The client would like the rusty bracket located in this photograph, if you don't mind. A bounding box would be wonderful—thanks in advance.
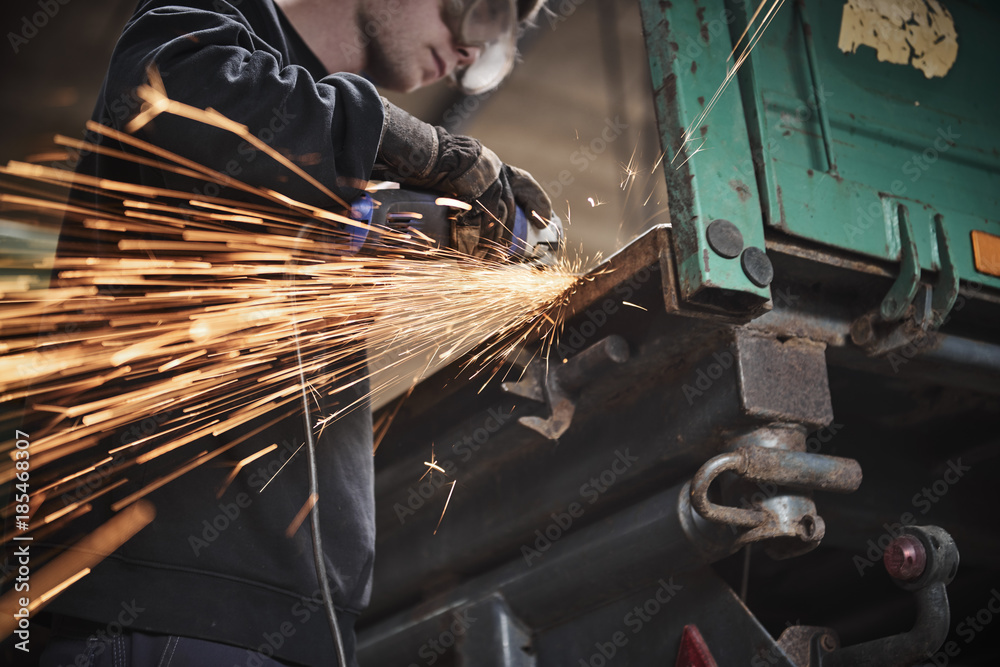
[821,525,958,667]
[760,527,958,667]
[929,214,960,328]
[502,335,629,440]
[881,203,921,322]
[851,210,960,356]
[689,446,862,552]
[775,626,840,667]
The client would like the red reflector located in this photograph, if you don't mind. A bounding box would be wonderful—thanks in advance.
[676,624,719,667]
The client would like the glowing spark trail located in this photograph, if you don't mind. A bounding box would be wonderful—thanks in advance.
[0,83,581,622]
[434,481,458,536]
[0,501,155,637]
[672,0,786,165]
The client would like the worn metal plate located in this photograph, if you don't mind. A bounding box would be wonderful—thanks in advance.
[730,0,1000,292]
[638,0,771,312]
[736,331,834,429]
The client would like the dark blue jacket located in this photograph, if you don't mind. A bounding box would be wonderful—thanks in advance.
[45,1,384,664]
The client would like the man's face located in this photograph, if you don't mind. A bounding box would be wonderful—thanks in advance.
[362,0,481,92]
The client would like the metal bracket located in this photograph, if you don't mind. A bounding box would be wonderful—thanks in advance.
[765,526,957,667]
[637,0,772,315]
[821,525,959,667]
[456,595,535,667]
[689,446,862,556]
[776,626,840,667]
[502,336,629,440]
[881,203,921,322]
[929,214,959,328]
[851,209,961,356]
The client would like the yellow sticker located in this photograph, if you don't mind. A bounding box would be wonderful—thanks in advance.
[971,230,1000,278]
[838,0,958,79]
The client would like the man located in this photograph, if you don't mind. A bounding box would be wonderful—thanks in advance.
[37,1,552,665]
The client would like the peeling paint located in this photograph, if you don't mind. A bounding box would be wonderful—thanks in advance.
[837,0,958,79]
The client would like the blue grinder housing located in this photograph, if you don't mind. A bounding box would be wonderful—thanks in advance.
[349,190,562,264]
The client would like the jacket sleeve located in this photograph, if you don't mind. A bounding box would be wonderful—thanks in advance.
[96,1,384,210]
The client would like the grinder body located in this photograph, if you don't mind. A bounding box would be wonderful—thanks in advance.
[349,189,562,264]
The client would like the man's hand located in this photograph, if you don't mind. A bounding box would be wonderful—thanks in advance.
[372,99,553,258]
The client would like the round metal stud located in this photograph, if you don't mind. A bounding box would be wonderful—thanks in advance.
[706,219,744,259]
[884,535,927,581]
[741,246,773,287]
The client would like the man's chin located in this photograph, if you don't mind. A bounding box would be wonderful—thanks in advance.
[368,67,424,93]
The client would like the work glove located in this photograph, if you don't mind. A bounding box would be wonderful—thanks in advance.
[372,99,554,259]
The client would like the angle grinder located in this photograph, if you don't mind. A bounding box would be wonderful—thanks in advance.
[348,188,563,265]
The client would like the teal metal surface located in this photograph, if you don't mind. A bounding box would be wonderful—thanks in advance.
[730,0,1000,292]
[881,203,920,321]
[930,216,960,328]
[638,0,771,316]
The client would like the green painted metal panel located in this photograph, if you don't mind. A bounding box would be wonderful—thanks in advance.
[731,0,1000,292]
[639,0,771,314]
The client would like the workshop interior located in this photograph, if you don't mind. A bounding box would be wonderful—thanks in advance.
[2,0,999,665]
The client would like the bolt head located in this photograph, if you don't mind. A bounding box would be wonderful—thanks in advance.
[884,535,926,581]
[706,219,744,259]
[741,247,774,288]
[849,316,875,346]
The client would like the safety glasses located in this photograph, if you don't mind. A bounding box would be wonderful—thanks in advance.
[444,0,519,94]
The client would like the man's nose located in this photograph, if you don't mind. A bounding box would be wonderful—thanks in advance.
[455,45,481,68]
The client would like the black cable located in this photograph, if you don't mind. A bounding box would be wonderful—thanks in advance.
[291,222,347,667]
[294,354,348,667]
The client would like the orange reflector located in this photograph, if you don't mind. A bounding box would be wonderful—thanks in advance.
[971,230,1000,278]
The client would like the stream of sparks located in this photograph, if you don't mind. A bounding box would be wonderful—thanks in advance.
[0,81,580,623]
